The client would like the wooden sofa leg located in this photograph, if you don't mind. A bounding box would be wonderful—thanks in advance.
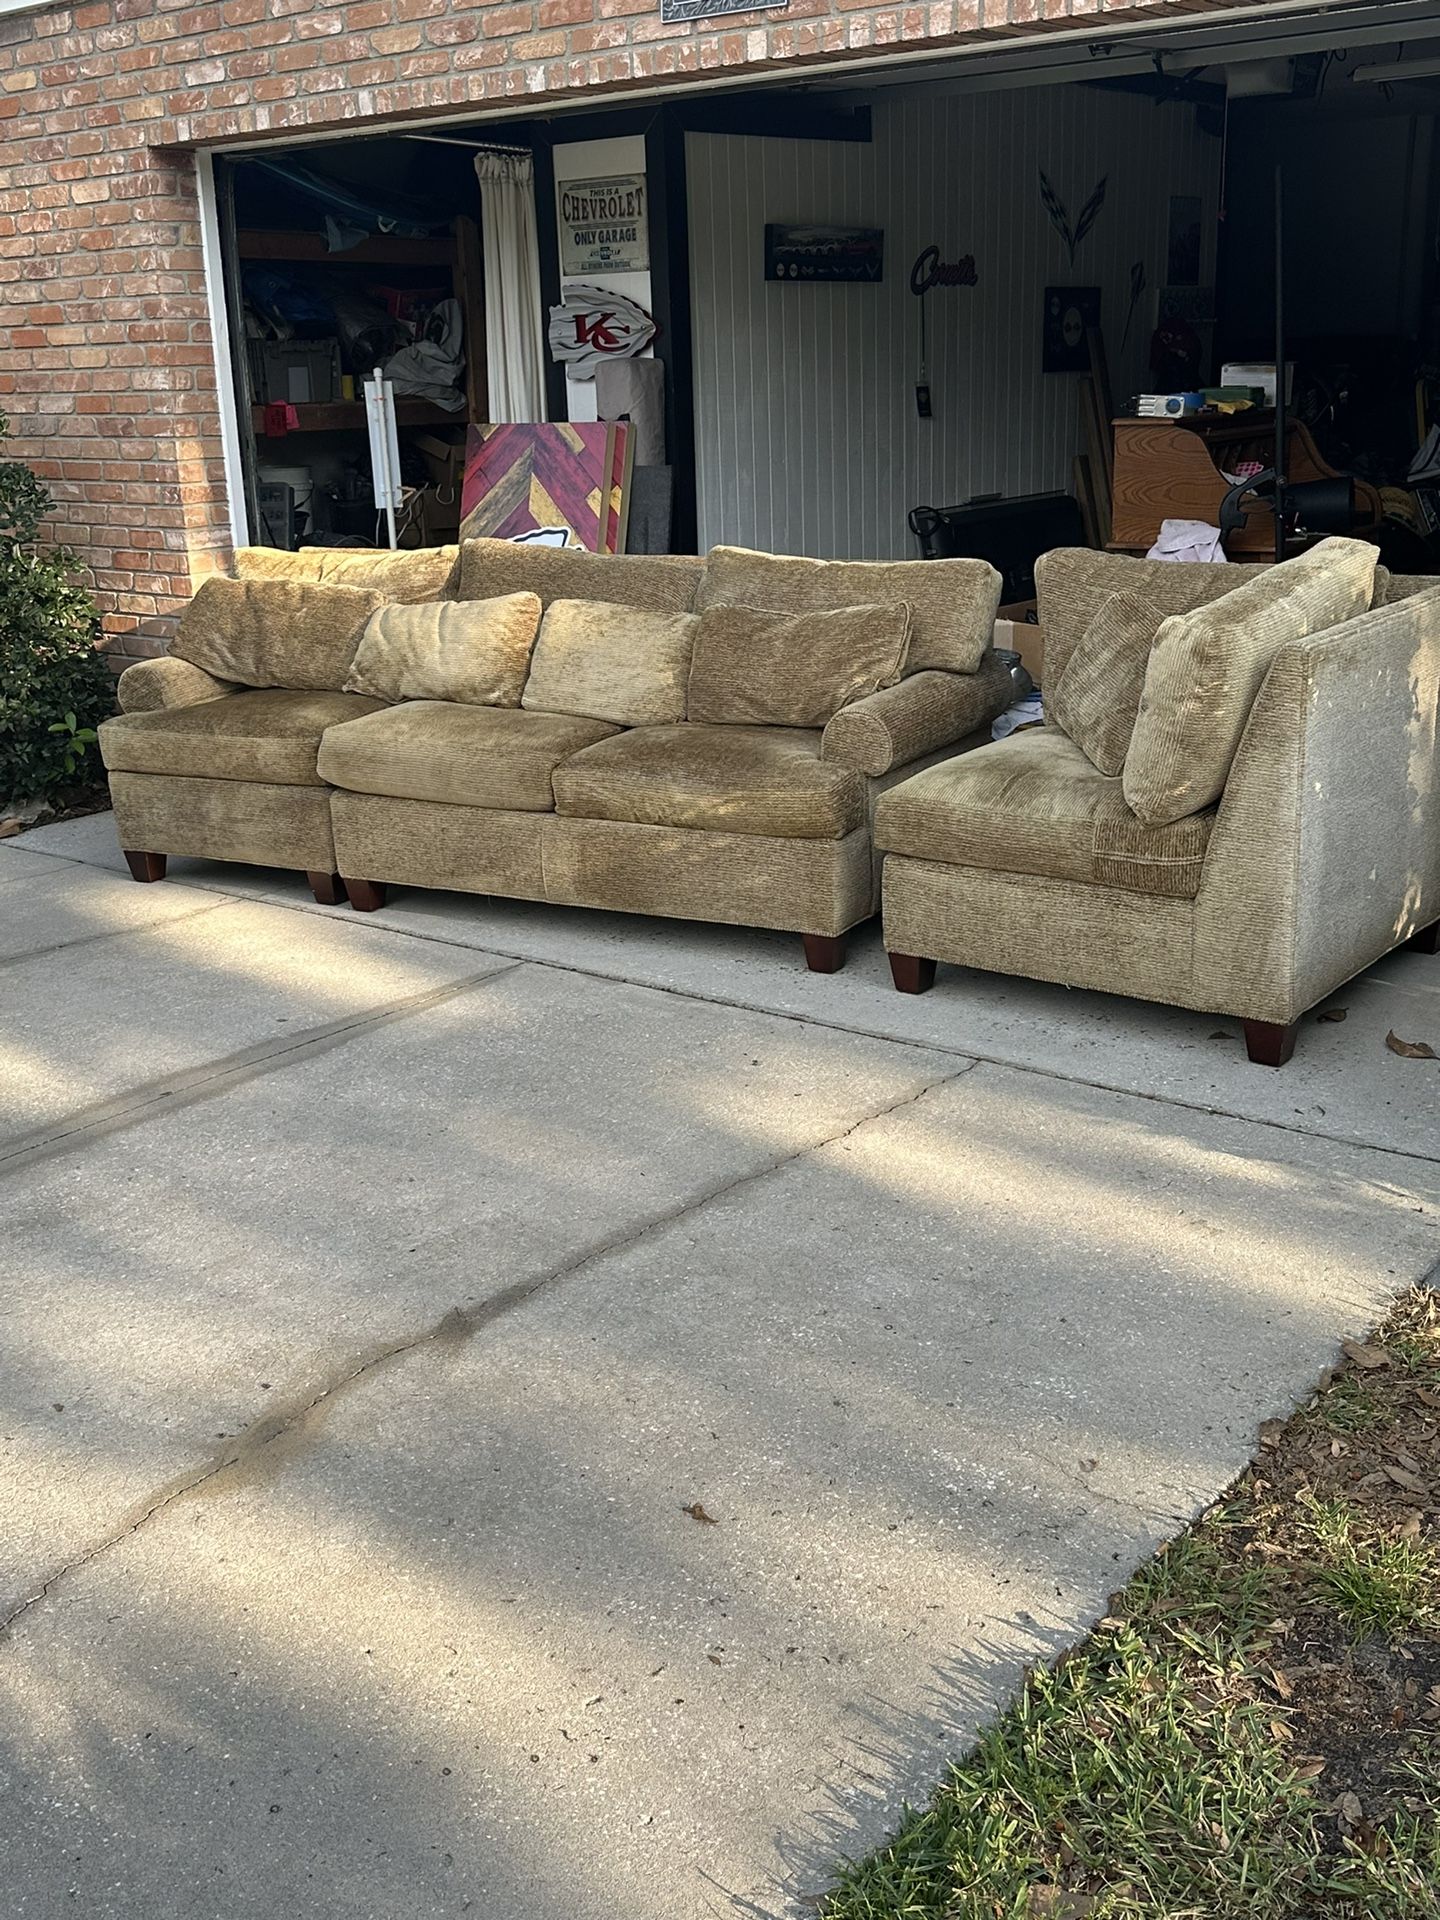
[802,932,846,973]
[889,952,937,995]
[123,851,166,884]
[344,878,387,913]
[1243,1018,1299,1068]
[306,871,346,906]
[1407,919,1440,954]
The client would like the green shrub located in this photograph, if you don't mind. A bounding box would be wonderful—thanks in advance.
[0,413,112,805]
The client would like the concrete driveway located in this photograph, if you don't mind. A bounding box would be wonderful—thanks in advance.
[3,815,1439,1919]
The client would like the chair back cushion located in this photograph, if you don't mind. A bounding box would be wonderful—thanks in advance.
[695,545,999,675]
[457,538,703,613]
[1036,549,1267,687]
[233,545,460,603]
[344,594,542,707]
[173,578,383,692]
[1047,588,1165,776]
[1123,536,1378,825]
[521,599,699,727]
[687,603,911,728]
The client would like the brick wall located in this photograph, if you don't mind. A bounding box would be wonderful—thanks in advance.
[0,0,1256,664]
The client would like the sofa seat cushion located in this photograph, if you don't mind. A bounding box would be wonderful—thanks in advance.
[100,690,385,787]
[317,702,619,811]
[553,723,866,840]
[875,728,1215,899]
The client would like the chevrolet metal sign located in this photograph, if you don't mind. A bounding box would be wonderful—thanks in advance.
[557,175,649,277]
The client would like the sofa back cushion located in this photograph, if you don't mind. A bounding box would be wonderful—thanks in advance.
[343,593,542,707]
[1046,588,1165,777]
[695,546,999,675]
[1035,550,1269,687]
[457,538,704,613]
[687,602,911,728]
[233,544,459,603]
[172,578,383,692]
[521,598,698,727]
[1123,536,1378,826]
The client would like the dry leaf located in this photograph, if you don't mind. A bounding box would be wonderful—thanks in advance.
[680,1502,718,1526]
[0,819,21,840]
[1337,1791,1364,1826]
[1386,1030,1438,1060]
[1269,1667,1295,1701]
[1342,1340,1391,1371]
[1383,1465,1427,1496]
[1292,1755,1328,1781]
[1269,1717,1293,1742]
[1259,1420,1286,1449]
[1317,1008,1348,1023]
[1416,1388,1440,1410]
[1397,1514,1424,1541]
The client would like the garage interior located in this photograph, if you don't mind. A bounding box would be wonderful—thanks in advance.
[211,0,1440,589]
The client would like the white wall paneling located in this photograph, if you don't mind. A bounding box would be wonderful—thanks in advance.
[687,88,1221,558]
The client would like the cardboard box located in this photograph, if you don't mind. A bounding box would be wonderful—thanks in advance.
[995,617,1044,687]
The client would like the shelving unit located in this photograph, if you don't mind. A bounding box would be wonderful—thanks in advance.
[249,398,462,435]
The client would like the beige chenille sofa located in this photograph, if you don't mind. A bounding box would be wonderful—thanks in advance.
[99,539,1013,971]
[877,540,1440,1063]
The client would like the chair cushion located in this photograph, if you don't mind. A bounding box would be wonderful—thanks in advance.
[1123,536,1377,826]
[1047,588,1164,776]
[686,602,910,728]
[456,538,703,613]
[1035,548,1267,687]
[317,703,618,811]
[99,690,385,787]
[553,723,866,840]
[171,578,384,692]
[233,544,460,603]
[521,599,698,727]
[875,728,1215,899]
[343,593,542,706]
[695,545,1000,675]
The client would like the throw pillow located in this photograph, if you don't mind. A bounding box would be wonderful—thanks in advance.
[686,601,912,728]
[172,577,383,693]
[520,598,699,727]
[1123,537,1377,825]
[343,593,542,706]
[1047,588,1165,776]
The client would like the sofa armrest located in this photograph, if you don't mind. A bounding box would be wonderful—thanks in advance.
[821,656,1014,776]
[116,656,237,714]
[1192,589,1440,1024]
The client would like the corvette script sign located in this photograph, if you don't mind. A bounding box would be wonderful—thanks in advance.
[547,283,657,377]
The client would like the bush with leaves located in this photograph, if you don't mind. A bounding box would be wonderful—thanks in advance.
[0,413,112,805]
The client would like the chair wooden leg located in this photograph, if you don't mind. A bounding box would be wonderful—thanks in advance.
[123,850,166,883]
[1408,919,1440,954]
[344,878,387,913]
[306,871,346,906]
[801,932,846,973]
[1243,1018,1299,1068]
[889,952,937,995]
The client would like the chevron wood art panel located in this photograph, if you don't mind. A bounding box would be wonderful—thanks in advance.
[458,422,634,552]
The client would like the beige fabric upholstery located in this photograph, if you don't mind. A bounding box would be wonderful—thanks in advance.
[821,656,1014,775]
[554,723,865,840]
[543,818,875,935]
[332,793,550,900]
[233,544,460,603]
[343,593,541,706]
[1381,571,1440,604]
[882,586,1440,1026]
[1035,549,1268,686]
[456,538,703,613]
[687,602,910,728]
[521,599,698,727]
[1124,537,1377,826]
[116,656,236,714]
[876,730,1214,899]
[695,545,1000,676]
[318,702,617,811]
[109,771,337,871]
[171,578,383,693]
[1047,589,1162,777]
[100,690,383,787]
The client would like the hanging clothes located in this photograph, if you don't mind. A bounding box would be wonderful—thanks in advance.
[475,151,546,424]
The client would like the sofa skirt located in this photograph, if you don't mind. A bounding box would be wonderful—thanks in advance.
[108,771,338,873]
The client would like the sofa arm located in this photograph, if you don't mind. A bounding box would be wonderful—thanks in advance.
[116,656,236,714]
[1192,589,1440,1024]
[821,656,1014,776]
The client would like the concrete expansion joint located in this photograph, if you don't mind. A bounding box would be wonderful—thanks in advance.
[0,896,233,975]
[0,1057,976,1648]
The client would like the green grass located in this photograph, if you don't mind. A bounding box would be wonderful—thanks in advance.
[1301,1497,1439,1640]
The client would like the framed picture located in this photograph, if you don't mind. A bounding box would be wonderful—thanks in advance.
[1042,286,1101,373]
[556,174,649,277]
[764,224,884,284]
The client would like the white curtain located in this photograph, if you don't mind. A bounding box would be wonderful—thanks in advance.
[475,151,546,423]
